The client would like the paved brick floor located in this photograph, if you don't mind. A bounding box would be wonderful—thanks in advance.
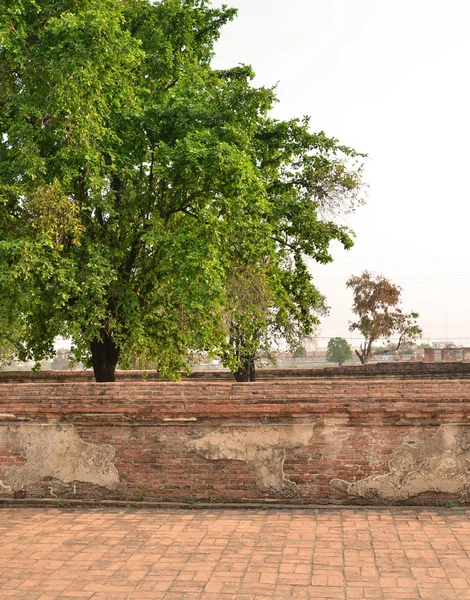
[1,507,470,599]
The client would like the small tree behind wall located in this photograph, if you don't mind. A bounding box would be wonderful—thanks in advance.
[347,271,422,364]
[326,337,353,366]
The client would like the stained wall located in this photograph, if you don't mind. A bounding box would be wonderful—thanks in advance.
[1,380,470,505]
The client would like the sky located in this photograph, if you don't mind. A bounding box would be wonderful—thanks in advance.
[211,0,470,347]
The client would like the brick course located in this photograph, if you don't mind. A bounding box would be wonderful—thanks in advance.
[1,360,470,383]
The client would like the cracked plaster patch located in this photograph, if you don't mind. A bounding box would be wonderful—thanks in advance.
[0,424,119,492]
[188,425,314,495]
[331,424,470,500]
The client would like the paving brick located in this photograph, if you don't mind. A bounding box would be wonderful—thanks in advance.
[0,508,470,598]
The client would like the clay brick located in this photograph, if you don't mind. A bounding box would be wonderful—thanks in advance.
[1,378,470,504]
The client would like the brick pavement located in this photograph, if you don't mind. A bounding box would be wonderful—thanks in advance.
[1,507,470,599]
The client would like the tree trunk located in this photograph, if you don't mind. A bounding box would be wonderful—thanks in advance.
[234,367,249,382]
[90,331,120,382]
[233,358,256,382]
[249,359,256,382]
[355,349,366,364]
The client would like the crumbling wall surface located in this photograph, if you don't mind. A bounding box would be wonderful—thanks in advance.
[2,380,470,505]
[0,424,118,495]
[331,424,470,500]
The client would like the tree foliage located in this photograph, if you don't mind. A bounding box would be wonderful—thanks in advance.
[219,259,327,381]
[326,337,352,366]
[347,271,422,364]
[0,307,23,368]
[0,0,366,381]
[215,113,365,380]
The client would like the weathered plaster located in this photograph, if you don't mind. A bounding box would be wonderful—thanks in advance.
[331,425,470,500]
[189,425,314,494]
[0,424,119,492]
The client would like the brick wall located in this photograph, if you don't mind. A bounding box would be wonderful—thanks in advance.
[1,379,470,505]
[1,360,470,383]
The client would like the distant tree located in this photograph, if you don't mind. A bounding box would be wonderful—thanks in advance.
[371,343,395,355]
[400,343,417,355]
[347,271,422,364]
[293,345,307,359]
[326,337,353,366]
[220,266,272,382]
[374,342,416,356]
[219,262,326,382]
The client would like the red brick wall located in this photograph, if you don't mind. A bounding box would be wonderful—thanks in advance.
[1,361,470,383]
[1,380,470,505]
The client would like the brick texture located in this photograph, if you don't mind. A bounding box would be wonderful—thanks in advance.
[2,507,470,599]
[1,361,470,383]
[1,379,470,505]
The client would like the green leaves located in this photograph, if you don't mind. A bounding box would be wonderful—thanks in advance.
[326,338,353,366]
[0,0,366,380]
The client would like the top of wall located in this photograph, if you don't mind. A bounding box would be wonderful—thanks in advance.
[0,361,469,383]
[1,378,470,426]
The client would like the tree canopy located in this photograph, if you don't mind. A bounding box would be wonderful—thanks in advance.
[0,0,366,380]
[326,337,353,366]
[347,271,422,364]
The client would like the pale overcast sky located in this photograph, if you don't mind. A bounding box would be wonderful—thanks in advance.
[211,0,470,347]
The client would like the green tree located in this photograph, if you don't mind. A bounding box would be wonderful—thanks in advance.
[1,0,365,381]
[216,116,365,381]
[293,345,307,359]
[372,342,416,356]
[0,0,261,380]
[347,271,422,364]
[326,337,353,366]
[371,343,394,355]
[219,260,327,381]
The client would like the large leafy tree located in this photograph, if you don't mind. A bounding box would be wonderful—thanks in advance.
[0,0,263,380]
[1,0,365,381]
[347,271,422,364]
